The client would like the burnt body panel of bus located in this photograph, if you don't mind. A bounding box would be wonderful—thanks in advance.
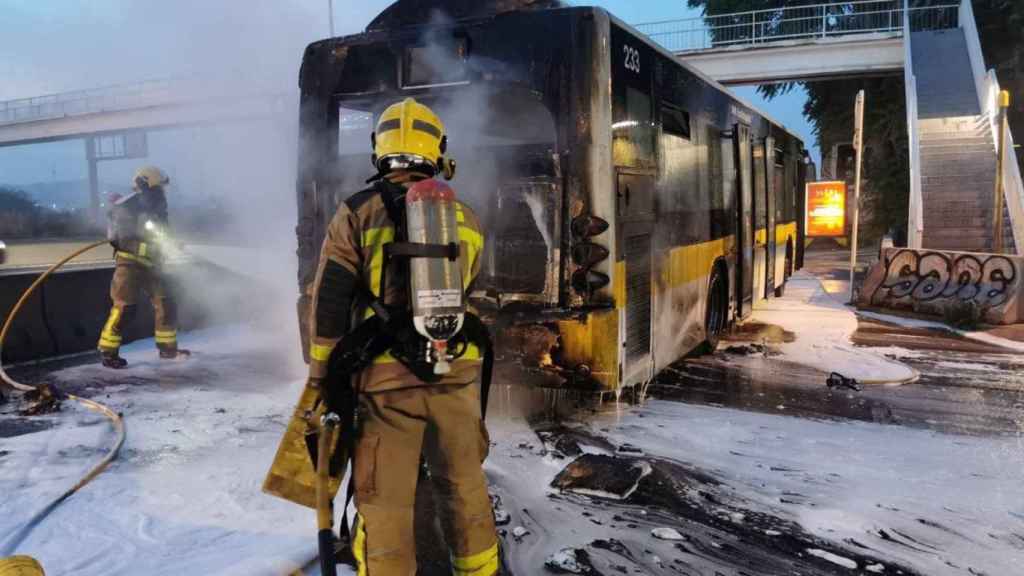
[294,6,807,391]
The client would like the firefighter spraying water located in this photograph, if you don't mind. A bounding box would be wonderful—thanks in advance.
[98,166,191,369]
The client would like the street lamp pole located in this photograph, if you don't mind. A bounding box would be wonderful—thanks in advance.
[328,0,335,37]
[849,90,865,303]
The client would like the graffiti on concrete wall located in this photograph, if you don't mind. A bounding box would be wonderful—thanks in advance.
[862,249,1022,324]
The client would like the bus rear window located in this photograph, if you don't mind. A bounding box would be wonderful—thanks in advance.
[403,40,468,87]
[338,106,373,156]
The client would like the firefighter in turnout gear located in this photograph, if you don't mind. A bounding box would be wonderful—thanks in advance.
[267,98,498,575]
[97,166,189,369]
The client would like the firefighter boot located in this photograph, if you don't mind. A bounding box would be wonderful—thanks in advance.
[101,351,128,370]
[159,348,191,360]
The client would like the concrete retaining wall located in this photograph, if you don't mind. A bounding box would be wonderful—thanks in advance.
[858,247,1024,325]
[0,259,277,365]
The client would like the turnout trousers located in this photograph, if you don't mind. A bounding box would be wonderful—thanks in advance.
[97,257,179,354]
[351,382,498,576]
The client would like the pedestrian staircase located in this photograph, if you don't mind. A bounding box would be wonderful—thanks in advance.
[905,2,1022,253]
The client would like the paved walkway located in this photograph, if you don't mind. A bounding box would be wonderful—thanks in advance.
[747,270,918,384]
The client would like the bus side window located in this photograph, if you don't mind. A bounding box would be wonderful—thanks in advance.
[774,148,786,222]
[785,146,798,223]
[613,85,656,168]
[611,26,655,170]
[753,142,767,235]
[711,126,736,239]
[662,103,690,140]
[659,101,701,241]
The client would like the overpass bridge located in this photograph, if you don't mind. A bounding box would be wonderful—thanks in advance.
[0,0,1020,255]
[0,79,291,224]
[635,0,955,85]
[636,0,1024,254]
[0,79,290,147]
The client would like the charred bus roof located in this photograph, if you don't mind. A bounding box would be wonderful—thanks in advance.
[299,4,592,104]
[298,2,802,148]
[366,0,568,31]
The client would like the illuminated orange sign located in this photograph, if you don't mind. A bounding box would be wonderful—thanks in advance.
[805,181,847,238]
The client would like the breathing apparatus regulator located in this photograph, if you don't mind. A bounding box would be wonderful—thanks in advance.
[371,98,466,375]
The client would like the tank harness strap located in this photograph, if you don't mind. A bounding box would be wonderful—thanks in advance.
[459,313,495,420]
[384,241,460,261]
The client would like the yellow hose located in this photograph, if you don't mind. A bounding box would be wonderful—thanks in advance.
[0,241,126,555]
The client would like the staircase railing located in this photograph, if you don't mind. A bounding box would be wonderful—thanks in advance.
[635,0,958,53]
[983,71,1024,253]
[959,0,1023,253]
[904,0,924,248]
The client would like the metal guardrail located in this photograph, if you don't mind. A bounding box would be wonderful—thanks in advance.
[984,71,1024,254]
[904,1,924,248]
[0,78,190,127]
[635,0,959,53]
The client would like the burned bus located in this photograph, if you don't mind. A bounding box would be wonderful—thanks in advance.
[294,1,808,392]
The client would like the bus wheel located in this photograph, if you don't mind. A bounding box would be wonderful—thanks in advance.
[774,241,793,298]
[703,266,727,354]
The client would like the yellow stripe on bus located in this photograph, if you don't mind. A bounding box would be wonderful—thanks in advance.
[754,228,767,246]
[775,221,797,246]
[661,236,734,292]
[614,260,626,309]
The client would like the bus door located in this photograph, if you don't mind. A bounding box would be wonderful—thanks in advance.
[764,136,777,297]
[734,124,754,319]
[617,171,655,387]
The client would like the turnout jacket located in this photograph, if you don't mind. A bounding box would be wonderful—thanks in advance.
[308,179,485,393]
[108,189,169,266]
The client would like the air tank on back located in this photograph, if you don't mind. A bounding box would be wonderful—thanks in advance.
[405,179,465,374]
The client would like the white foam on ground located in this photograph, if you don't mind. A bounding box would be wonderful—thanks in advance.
[4,326,1021,575]
[806,548,858,569]
[651,527,685,541]
[0,327,353,576]
[749,273,918,384]
[577,399,1024,576]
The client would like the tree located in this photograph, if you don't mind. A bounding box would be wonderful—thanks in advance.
[0,186,41,238]
[971,0,1024,169]
[685,0,1024,240]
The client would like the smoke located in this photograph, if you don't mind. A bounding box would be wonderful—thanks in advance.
[1,1,394,373]
[3,1,558,373]
[0,1,393,100]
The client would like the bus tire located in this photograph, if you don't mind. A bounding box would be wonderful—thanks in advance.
[703,265,727,354]
[774,240,793,298]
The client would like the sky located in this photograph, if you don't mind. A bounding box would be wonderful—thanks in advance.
[0,0,818,187]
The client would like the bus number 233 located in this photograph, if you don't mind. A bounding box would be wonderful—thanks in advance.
[623,45,641,73]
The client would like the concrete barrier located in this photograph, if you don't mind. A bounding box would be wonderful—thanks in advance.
[858,247,1023,325]
[0,258,277,365]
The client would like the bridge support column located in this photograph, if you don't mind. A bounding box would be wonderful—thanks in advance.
[85,136,99,227]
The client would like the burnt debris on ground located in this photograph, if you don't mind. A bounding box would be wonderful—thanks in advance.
[520,426,926,576]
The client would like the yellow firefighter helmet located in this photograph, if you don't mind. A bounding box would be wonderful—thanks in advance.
[132,166,170,191]
[372,98,455,179]
[0,555,45,575]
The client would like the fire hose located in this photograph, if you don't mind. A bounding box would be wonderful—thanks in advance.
[0,242,332,575]
[0,240,126,556]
